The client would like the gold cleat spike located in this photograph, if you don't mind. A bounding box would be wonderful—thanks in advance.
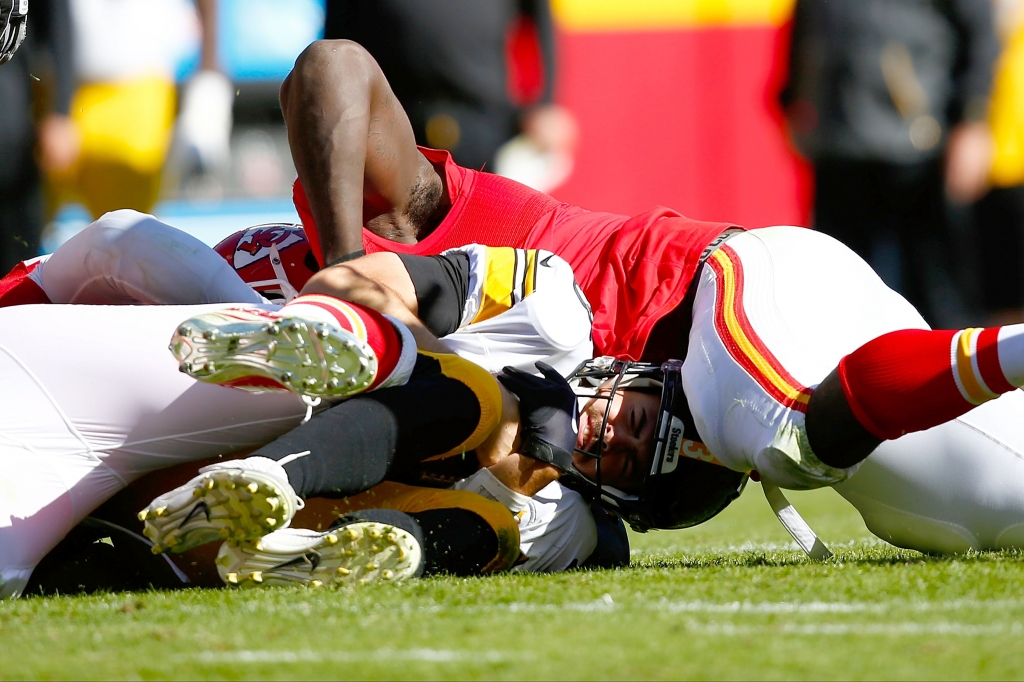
[266,497,280,512]
[385,532,397,543]
[337,567,350,576]
[398,548,407,561]
[246,482,259,494]
[368,528,381,539]
[204,478,216,490]
[265,517,277,527]
[137,510,148,521]
[310,580,323,588]
[345,549,357,557]
[153,506,167,517]
[249,571,263,583]
[382,570,394,580]
[345,527,360,541]
[150,544,164,554]
[325,534,338,545]
[365,563,377,571]
[372,545,381,553]
[225,572,239,584]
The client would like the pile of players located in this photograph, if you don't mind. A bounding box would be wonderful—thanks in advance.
[3,39,1024,599]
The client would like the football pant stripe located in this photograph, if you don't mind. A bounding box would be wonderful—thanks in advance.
[709,245,812,412]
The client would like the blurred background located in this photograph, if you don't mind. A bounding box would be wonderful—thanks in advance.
[7,0,1024,326]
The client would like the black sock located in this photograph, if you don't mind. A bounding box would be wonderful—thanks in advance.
[249,364,481,499]
[410,508,500,577]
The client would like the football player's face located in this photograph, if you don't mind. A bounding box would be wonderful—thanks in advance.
[573,386,660,494]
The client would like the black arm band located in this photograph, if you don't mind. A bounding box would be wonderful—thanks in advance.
[397,251,471,337]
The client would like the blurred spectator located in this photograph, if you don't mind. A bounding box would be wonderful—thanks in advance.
[325,0,577,190]
[46,0,231,219]
[0,0,73,274]
[976,0,1024,324]
[781,0,999,327]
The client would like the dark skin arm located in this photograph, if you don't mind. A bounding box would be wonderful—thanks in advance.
[280,39,449,262]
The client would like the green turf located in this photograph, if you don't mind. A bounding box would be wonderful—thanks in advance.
[3,484,1024,680]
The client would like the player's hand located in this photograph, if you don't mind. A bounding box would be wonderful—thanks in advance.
[497,362,578,473]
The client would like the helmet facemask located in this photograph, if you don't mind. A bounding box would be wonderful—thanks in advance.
[563,357,749,532]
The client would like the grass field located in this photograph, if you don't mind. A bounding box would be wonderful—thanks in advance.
[3,482,1024,680]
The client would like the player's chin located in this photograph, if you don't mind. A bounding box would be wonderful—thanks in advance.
[571,451,595,479]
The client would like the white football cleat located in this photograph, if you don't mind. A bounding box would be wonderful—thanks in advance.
[169,306,378,398]
[139,458,300,554]
[216,522,424,589]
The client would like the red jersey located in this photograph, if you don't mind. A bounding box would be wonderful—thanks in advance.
[294,147,740,360]
[0,260,51,307]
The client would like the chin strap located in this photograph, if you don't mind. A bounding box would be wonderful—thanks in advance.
[761,481,833,561]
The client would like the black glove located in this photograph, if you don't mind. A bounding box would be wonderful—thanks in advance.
[497,361,578,473]
[0,0,28,66]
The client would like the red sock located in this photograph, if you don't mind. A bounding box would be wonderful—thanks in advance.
[283,294,403,390]
[839,327,1020,440]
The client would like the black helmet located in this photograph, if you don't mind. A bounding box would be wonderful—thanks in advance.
[0,0,28,66]
[562,357,748,532]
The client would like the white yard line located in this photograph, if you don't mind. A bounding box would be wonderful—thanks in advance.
[690,622,1024,636]
[196,648,523,664]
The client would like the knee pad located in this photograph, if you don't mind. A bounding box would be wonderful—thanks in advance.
[417,351,503,459]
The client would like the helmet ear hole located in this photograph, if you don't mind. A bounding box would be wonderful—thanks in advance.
[213,224,317,301]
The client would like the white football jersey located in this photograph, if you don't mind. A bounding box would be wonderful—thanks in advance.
[440,244,594,378]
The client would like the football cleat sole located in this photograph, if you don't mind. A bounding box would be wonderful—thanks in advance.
[216,523,423,589]
[139,468,297,554]
[169,307,378,398]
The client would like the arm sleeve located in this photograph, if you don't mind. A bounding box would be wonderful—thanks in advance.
[948,0,999,123]
[396,251,471,337]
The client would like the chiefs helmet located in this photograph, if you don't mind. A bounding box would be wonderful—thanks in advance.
[214,224,319,302]
[562,357,748,532]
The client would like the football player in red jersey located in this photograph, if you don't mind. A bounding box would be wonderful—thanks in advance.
[278,39,1024,509]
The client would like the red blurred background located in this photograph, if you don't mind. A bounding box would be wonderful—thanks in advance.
[546,0,811,228]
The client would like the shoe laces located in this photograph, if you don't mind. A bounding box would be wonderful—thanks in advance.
[300,395,322,424]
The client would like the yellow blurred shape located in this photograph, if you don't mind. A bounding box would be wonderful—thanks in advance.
[552,0,797,31]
